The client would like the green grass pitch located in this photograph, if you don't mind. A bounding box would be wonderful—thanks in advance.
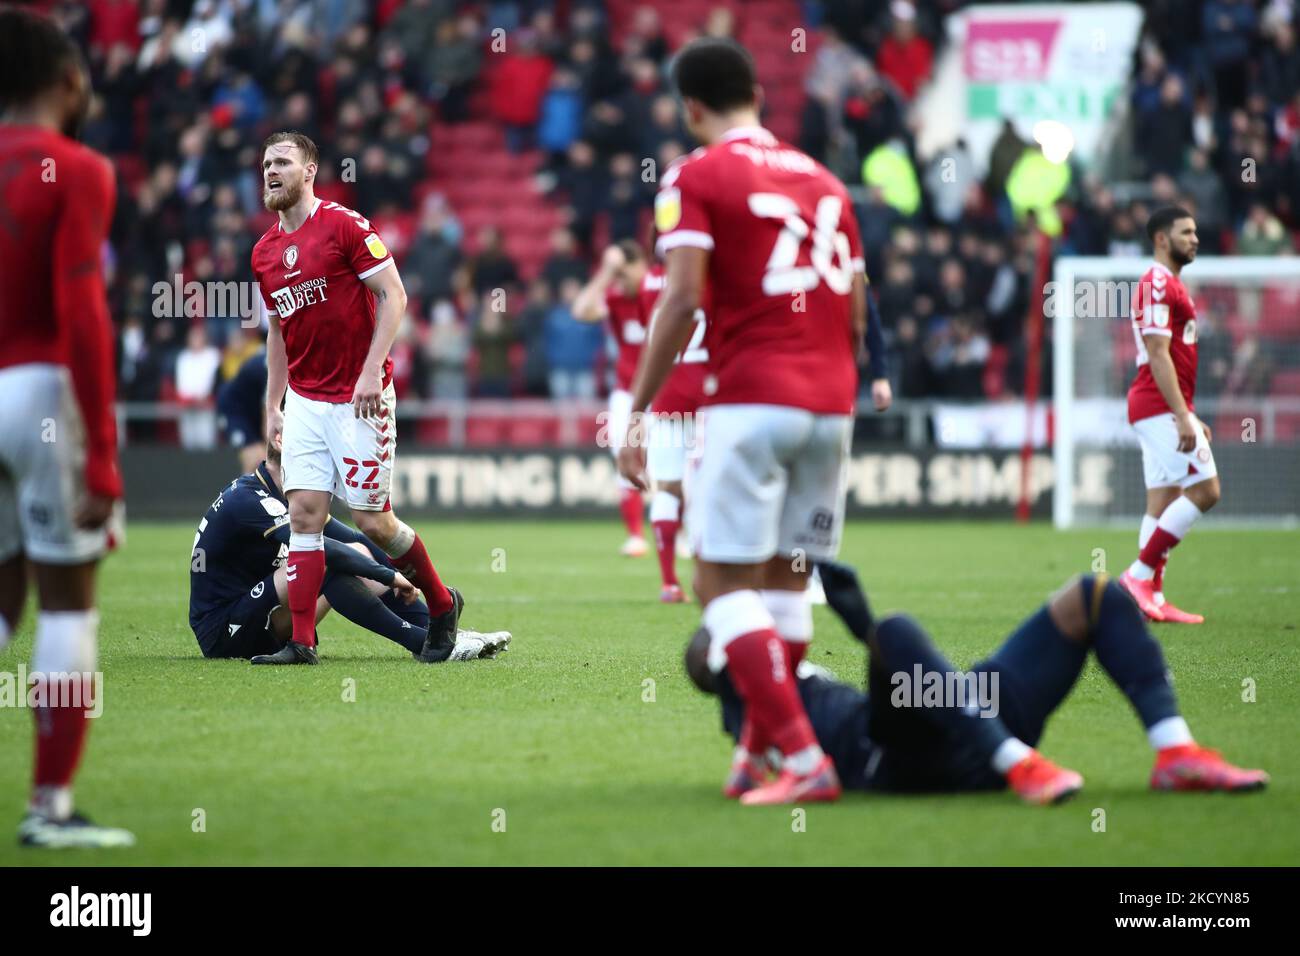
[2,520,1296,866]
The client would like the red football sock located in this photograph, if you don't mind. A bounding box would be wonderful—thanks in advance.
[1153,555,1167,594]
[394,532,453,615]
[785,641,808,670]
[724,629,819,757]
[1138,527,1181,570]
[738,716,770,760]
[32,675,94,788]
[652,519,679,587]
[619,488,644,538]
[286,548,325,647]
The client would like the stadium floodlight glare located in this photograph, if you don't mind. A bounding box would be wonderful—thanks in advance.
[1032,120,1074,164]
[1052,255,1300,528]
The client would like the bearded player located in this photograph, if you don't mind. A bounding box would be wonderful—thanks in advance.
[619,39,865,804]
[0,7,133,848]
[251,132,462,665]
[574,241,651,557]
[1118,207,1218,624]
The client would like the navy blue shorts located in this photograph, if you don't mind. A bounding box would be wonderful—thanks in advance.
[195,572,283,659]
[219,412,262,450]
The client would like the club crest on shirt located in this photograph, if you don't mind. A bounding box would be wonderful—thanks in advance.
[282,244,299,270]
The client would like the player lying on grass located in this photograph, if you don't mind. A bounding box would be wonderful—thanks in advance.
[686,561,1268,803]
[188,445,508,664]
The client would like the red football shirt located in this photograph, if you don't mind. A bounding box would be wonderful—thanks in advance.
[0,125,121,498]
[1128,262,1198,423]
[252,198,395,403]
[654,126,862,414]
[605,285,646,393]
[640,265,709,416]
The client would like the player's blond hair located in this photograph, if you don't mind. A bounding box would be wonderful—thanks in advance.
[260,131,319,168]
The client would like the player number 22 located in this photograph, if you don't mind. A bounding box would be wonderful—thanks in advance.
[748,193,854,298]
[342,457,381,490]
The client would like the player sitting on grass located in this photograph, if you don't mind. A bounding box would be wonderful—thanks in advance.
[687,561,1268,803]
[188,444,508,663]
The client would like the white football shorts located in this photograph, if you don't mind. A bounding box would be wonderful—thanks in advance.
[685,403,852,564]
[1132,412,1218,490]
[281,381,397,511]
[646,412,696,483]
[0,364,117,564]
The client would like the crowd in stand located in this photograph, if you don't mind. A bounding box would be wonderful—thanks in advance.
[40,0,1300,425]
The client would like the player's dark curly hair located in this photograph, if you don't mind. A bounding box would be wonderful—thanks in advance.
[0,5,84,112]
[1147,205,1194,241]
[671,38,758,114]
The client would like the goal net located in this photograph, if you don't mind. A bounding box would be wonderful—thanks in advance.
[1052,256,1300,528]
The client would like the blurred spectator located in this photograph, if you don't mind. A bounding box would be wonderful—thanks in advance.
[404,204,463,309]
[626,6,668,63]
[175,324,222,449]
[931,316,991,399]
[842,66,905,162]
[429,14,482,122]
[425,299,470,399]
[1140,73,1192,177]
[1202,0,1258,106]
[538,66,584,156]
[220,325,261,383]
[517,279,554,397]
[876,1,933,101]
[553,139,605,248]
[862,140,921,218]
[1237,203,1293,255]
[472,304,518,398]
[1260,22,1300,108]
[465,226,520,296]
[985,119,1025,200]
[88,0,140,55]
[546,278,602,399]
[1179,149,1229,251]
[923,139,976,225]
[542,228,589,289]
[805,26,872,150]
[489,29,554,152]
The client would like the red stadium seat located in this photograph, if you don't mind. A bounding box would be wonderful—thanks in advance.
[1269,369,1300,397]
[465,417,508,446]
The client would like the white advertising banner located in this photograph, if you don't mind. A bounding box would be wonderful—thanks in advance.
[945,2,1144,169]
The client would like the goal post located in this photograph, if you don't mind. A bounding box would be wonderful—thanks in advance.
[1052,255,1300,528]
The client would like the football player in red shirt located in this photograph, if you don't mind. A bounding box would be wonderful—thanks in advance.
[1118,207,1220,626]
[0,8,133,848]
[251,132,464,665]
[638,260,708,603]
[573,240,651,557]
[620,39,890,804]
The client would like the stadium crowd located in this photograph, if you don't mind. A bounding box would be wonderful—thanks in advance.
[36,0,1300,423]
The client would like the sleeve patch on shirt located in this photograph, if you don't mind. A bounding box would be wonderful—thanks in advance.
[364,233,388,260]
[655,188,682,233]
[260,497,288,517]
[1151,303,1170,328]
